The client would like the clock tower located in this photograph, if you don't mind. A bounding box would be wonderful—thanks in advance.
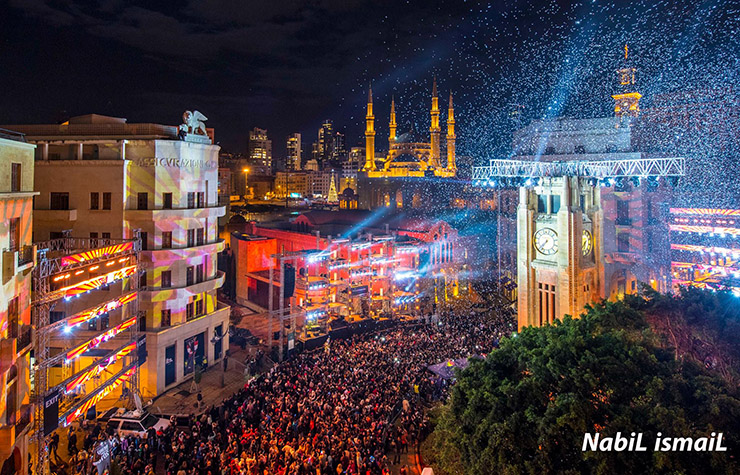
[517,176,604,329]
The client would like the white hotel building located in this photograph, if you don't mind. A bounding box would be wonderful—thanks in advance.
[4,114,229,397]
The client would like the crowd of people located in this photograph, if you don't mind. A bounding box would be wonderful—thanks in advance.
[52,311,509,475]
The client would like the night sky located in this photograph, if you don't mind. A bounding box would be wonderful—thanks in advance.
[2,0,739,159]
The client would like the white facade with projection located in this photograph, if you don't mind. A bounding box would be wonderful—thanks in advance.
[4,113,229,397]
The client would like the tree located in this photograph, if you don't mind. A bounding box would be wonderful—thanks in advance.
[433,296,740,475]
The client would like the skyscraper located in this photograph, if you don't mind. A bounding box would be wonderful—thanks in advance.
[287,133,302,171]
[248,127,272,170]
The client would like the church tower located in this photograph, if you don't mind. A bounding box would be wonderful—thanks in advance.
[446,92,456,174]
[612,44,642,123]
[363,85,376,171]
[429,77,441,167]
[517,177,604,330]
[389,96,397,149]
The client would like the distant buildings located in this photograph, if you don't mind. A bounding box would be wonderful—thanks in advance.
[286,133,302,171]
[248,127,272,170]
[4,113,229,397]
[313,120,346,168]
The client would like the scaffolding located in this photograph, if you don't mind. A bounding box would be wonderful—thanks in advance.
[472,157,685,182]
[32,232,142,475]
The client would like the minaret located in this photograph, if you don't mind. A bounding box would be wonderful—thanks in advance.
[389,96,397,149]
[429,76,441,167]
[446,91,456,174]
[364,85,376,171]
[612,44,642,123]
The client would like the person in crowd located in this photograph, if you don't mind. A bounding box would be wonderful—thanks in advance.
[66,311,506,474]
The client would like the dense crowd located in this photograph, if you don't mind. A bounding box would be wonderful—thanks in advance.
[53,312,508,475]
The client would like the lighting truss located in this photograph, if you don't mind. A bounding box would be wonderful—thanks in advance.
[472,157,685,182]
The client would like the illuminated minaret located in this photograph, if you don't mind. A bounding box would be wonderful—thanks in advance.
[446,91,456,173]
[389,96,397,148]
[364,85,376,171]
[612,44,642,123]
[429,76,441,167]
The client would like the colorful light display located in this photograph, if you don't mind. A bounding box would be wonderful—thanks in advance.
[61,242,135,267]
[66,292,138,328]
[668,224,740,236]
[669,208,740,216]
[60,265,137,298]
[65,341,136,394]
[63,366,136,427]
[670,243,740,256]
[66,316,138,361]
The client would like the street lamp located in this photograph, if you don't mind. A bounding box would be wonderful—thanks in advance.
[242,168,250,201]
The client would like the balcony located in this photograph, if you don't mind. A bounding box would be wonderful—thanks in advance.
[140,239,225,265]
[140,271,225,302]
[2,246,35,283]
[125,205,225,221]
[35,208,78,222]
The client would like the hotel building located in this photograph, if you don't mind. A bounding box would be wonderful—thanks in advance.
[4,113,229,397]
[0,129,36,475]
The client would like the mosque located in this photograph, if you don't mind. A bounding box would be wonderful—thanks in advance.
[357,78,465,210]
[362,77,456,178]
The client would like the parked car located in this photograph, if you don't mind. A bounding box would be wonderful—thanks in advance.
[104,409,169,437]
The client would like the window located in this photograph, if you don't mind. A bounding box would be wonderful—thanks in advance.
[137,192,148,210]
[196,263,204,283]
[616,200,630,225]
[574,145,586,154]
[50,311,65,324]
[139,271,147,288]
[50,192,69,210]
[120,421,142,432]
[537,283,556,326]
[90,192,99,210]
[90,232,98,246]
[186,266,194,286]
[195,298,204,317]
[550,195,561,214]
[88,317,97,331]
[140,232,148,251]
[163,193,173,209]
[545,146,555,155]
[11,163,21,192]
[8,297,19,338]
[196,228,204,246]
[186,302,195,321]
[197,192,205,208]
[618,233,630,253]
[102,192,112,210]
[102,232,110,240]
[8,218,20,252]
[161,270,172,288]
[139,313,147,332]
[187,229,195,247]
[161,309,171,327]
[162,231,172,249]
[537,195,547,213]
[187,192,195,209]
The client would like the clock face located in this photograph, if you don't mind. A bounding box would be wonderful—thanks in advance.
[534,228,558,255]
[582,230,593,256]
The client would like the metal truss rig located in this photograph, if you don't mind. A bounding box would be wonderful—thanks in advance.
[472,157,685,184]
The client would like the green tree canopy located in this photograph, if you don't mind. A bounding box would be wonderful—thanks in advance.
[434,294,740,475]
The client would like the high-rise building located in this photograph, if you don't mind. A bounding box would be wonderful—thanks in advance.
[4,113,230,397]
[0,129,36,475]
[248,128,272,170]
[287,133,302,171]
